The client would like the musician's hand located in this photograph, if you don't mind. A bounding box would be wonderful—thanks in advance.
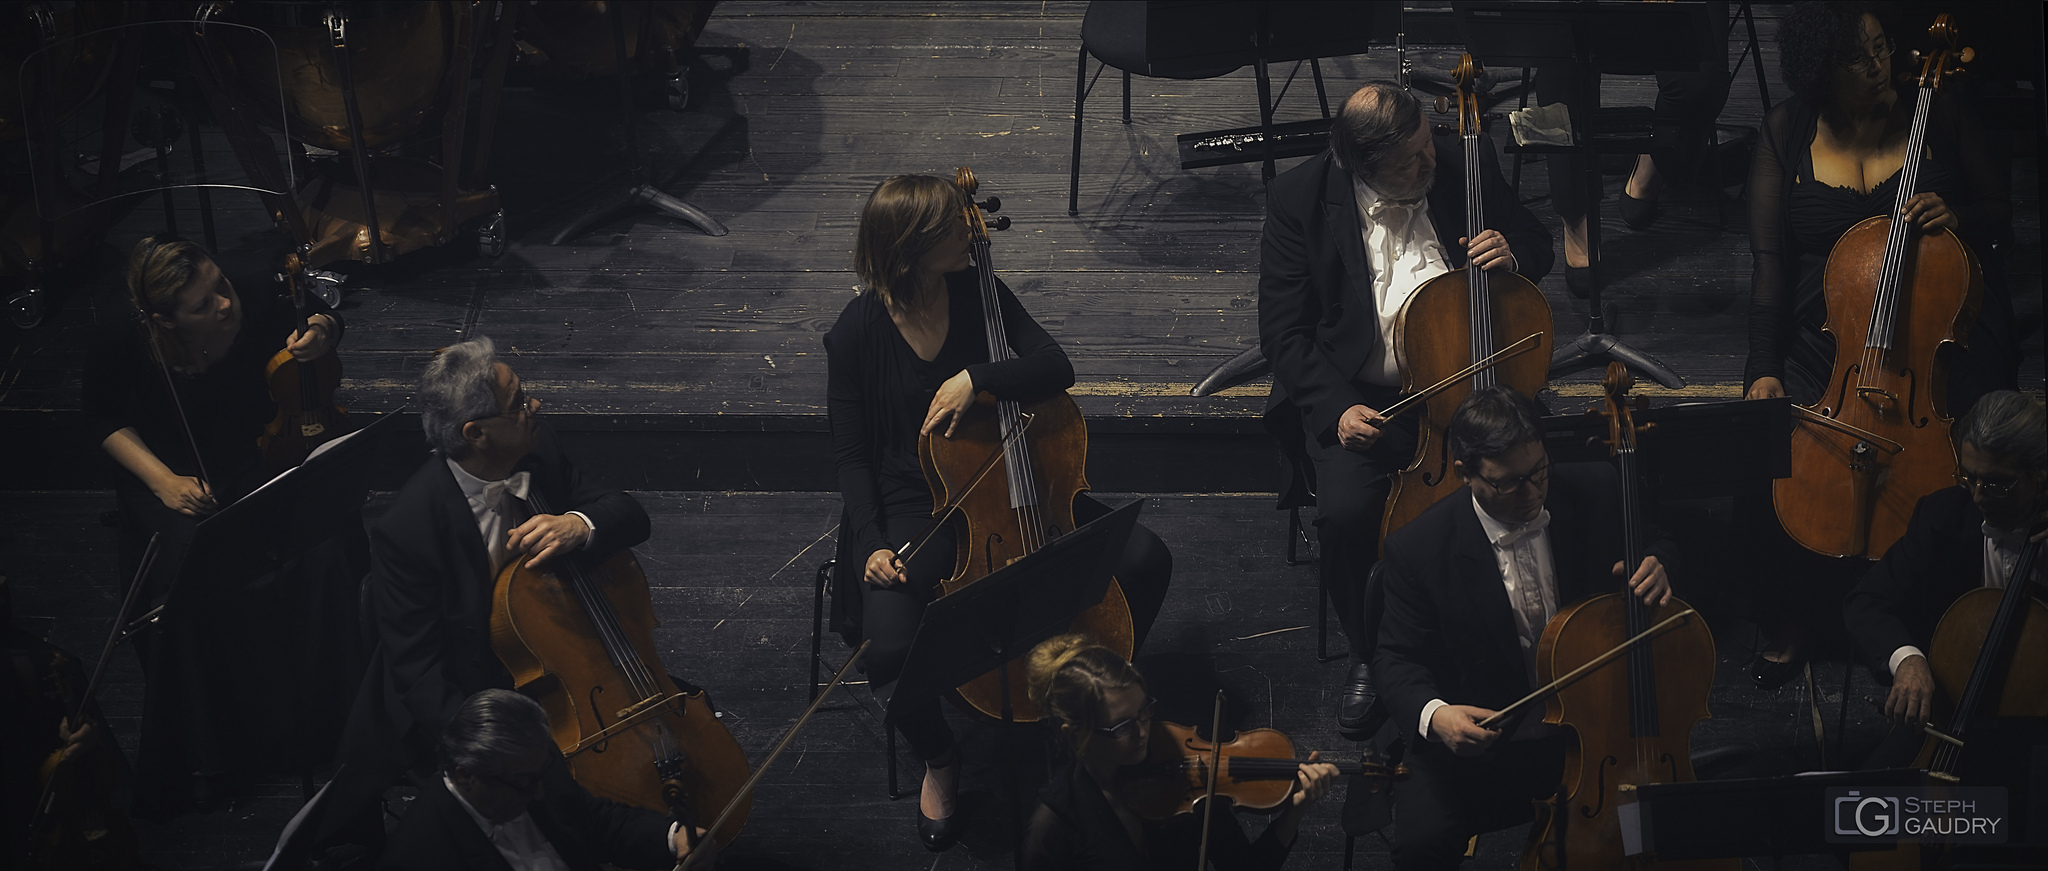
[1886,654,1936,727]
[508,513,592,569]
[923,370,976,439]
[864,548,908,587]
[1288,751,1340,808]
[1614,556,1672,607]
[1744,377,1786,401]
[56,716,93,760]
[1901,193,1958,232]
[152,475,218,516]
[1337,404,1387,452]
[286,314,339,361]
[673,825,711,861]
[1430,704,1504,756]
[1461,229,1517,273]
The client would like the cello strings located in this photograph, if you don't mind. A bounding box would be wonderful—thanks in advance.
[1465,128,1496,390]
[972,234,1048,551]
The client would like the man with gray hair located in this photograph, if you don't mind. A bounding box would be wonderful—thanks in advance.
[381,689,703,870]
[304,336,651,858]
[1258,81,1553,737]
[1844,389,2046,762]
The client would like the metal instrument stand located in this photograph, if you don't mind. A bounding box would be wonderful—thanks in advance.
[551,4,727,243]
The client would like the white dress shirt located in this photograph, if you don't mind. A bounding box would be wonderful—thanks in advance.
[1886,523,2034,675]
[446,459,595,574]
[441,776,682,871]
[1352,176,1452,387]
[1418,496,1558,740]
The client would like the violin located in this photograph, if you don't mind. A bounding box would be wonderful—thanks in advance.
[1774,14,1982,559]
[1522,363,1728,871]
[259,250,348,473]
[490,489,752,849]
[1381,54,1554,548]
[1852,537,2046,870]
[914,167,1136,722]
[1121,718,1403,822]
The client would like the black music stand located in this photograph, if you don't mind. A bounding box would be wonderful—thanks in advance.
[1457,1,1721,390]
[1542,395,1792,497]
[879,498,1143,868]
[1628,768,1928,860]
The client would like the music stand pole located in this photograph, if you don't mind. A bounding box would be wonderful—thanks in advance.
[550,4,728,243]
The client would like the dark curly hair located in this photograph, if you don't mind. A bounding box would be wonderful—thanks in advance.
[1777,2,1892,108]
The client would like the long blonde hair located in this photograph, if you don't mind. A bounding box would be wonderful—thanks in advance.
[1026,634,1144,758]
[851,175,967,312]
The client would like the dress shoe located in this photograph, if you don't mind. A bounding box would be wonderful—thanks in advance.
[1748,652,1804,690]
[1337,661,1387,740]
[916,758,961,853]
[1564,265,1595,300]
[1618,191,1661,231]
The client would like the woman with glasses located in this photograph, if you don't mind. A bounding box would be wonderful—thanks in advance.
[1842,391,2046,766]
[80,235,355,817]
[1020,634,1338,870]
[824,175,1174,852]
[1740,2,2018,689]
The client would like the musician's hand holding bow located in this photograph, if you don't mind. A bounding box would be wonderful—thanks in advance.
[1461,229,1517,272]
[508,513,591,569]
[864,549,908,587]
[1885,653,1935,727]
[1614,555,1672,607]
[923,370,976,438]
[1430,704,1503,756]
[153,474,218,516]
[1337,405,1388,452]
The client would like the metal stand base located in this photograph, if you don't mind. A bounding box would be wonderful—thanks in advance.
[1548,325,1685,389]
[550,181,729,244]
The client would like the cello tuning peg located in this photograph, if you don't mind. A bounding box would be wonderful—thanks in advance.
[1958,47,1975,63]
[978,196,1002,213]
[988,215,1012,231]
[1433,95,1449,114]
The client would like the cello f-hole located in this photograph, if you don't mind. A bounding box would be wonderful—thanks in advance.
[1579,756,1619,818]
[1658,750,1681,781]
[1422,442,1449,487]
[588,685,611,753]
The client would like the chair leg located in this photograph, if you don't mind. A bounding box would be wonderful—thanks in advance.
[810,560,832,704]
[1121,70,1131,123]
[1070,46,1088,216]
[1255,55,1277,181]
[1344,833,1355,870]
[886,725,918,800]
[1318,557,1331,662]
[1312,57,1330,117]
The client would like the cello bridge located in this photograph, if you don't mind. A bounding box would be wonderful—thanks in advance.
[1855,386,1899,407]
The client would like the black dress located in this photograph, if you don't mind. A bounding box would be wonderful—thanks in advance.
[1745,90,2017,411]
[1022,763,1294,871]
[79,277,365,816]
[823,271,1172,761]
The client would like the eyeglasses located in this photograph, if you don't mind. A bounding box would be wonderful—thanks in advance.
[469,388,535,424]
[466,755,554,794]
[1094,697,1156,741]
[1840,37,1894,75]
[1475,460,1551,495]
[1955,470,2021,499]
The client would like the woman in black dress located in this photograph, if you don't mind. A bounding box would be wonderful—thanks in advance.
[81,235,354,815]
[1019,634,1336,871]
[824,175,1173,852]
[1740,3,2017,684]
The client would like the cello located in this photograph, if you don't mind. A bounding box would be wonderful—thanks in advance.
[259,250,348,473]
[1852,537,2046,870]
[1522,363,1728,871]
[915,167,1136,722]
[1381,55,1554,547]
[490,488,753,850]
[1773,15,1982,559]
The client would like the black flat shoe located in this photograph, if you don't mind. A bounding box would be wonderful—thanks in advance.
[1618,191,1660,231]
[1748,652,1804,690]
[917,806,961,853]
[1337,661,1387,740]
[1564,265,1595,300]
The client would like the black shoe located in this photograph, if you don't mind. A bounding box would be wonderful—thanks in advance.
[916,759,961,853]
[1748,652,1803,690]
[1337,661,1386,740]
[1618,191,1660,231]
[1564,265,1595,300]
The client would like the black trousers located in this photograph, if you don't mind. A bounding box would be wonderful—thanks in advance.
[1299,399,1418,661]
[1536,61,1732,223]
[1391,736,1569,871]
[861,494,1172,762]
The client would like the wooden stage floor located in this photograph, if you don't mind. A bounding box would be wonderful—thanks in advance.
[1,2,2043,869]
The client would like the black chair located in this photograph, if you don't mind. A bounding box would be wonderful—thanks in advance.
[809,558,916,800]
[1069,1,1338,216]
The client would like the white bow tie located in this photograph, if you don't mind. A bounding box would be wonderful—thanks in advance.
[1493,510,1551,548]
[483,471,531,507]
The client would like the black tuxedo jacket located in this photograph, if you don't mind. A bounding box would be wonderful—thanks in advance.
[1842,487,2007,679]
[337,424,651,784]
[1373,463,1676,747]
[1258,140,1554,445]
[379,763,675,871]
